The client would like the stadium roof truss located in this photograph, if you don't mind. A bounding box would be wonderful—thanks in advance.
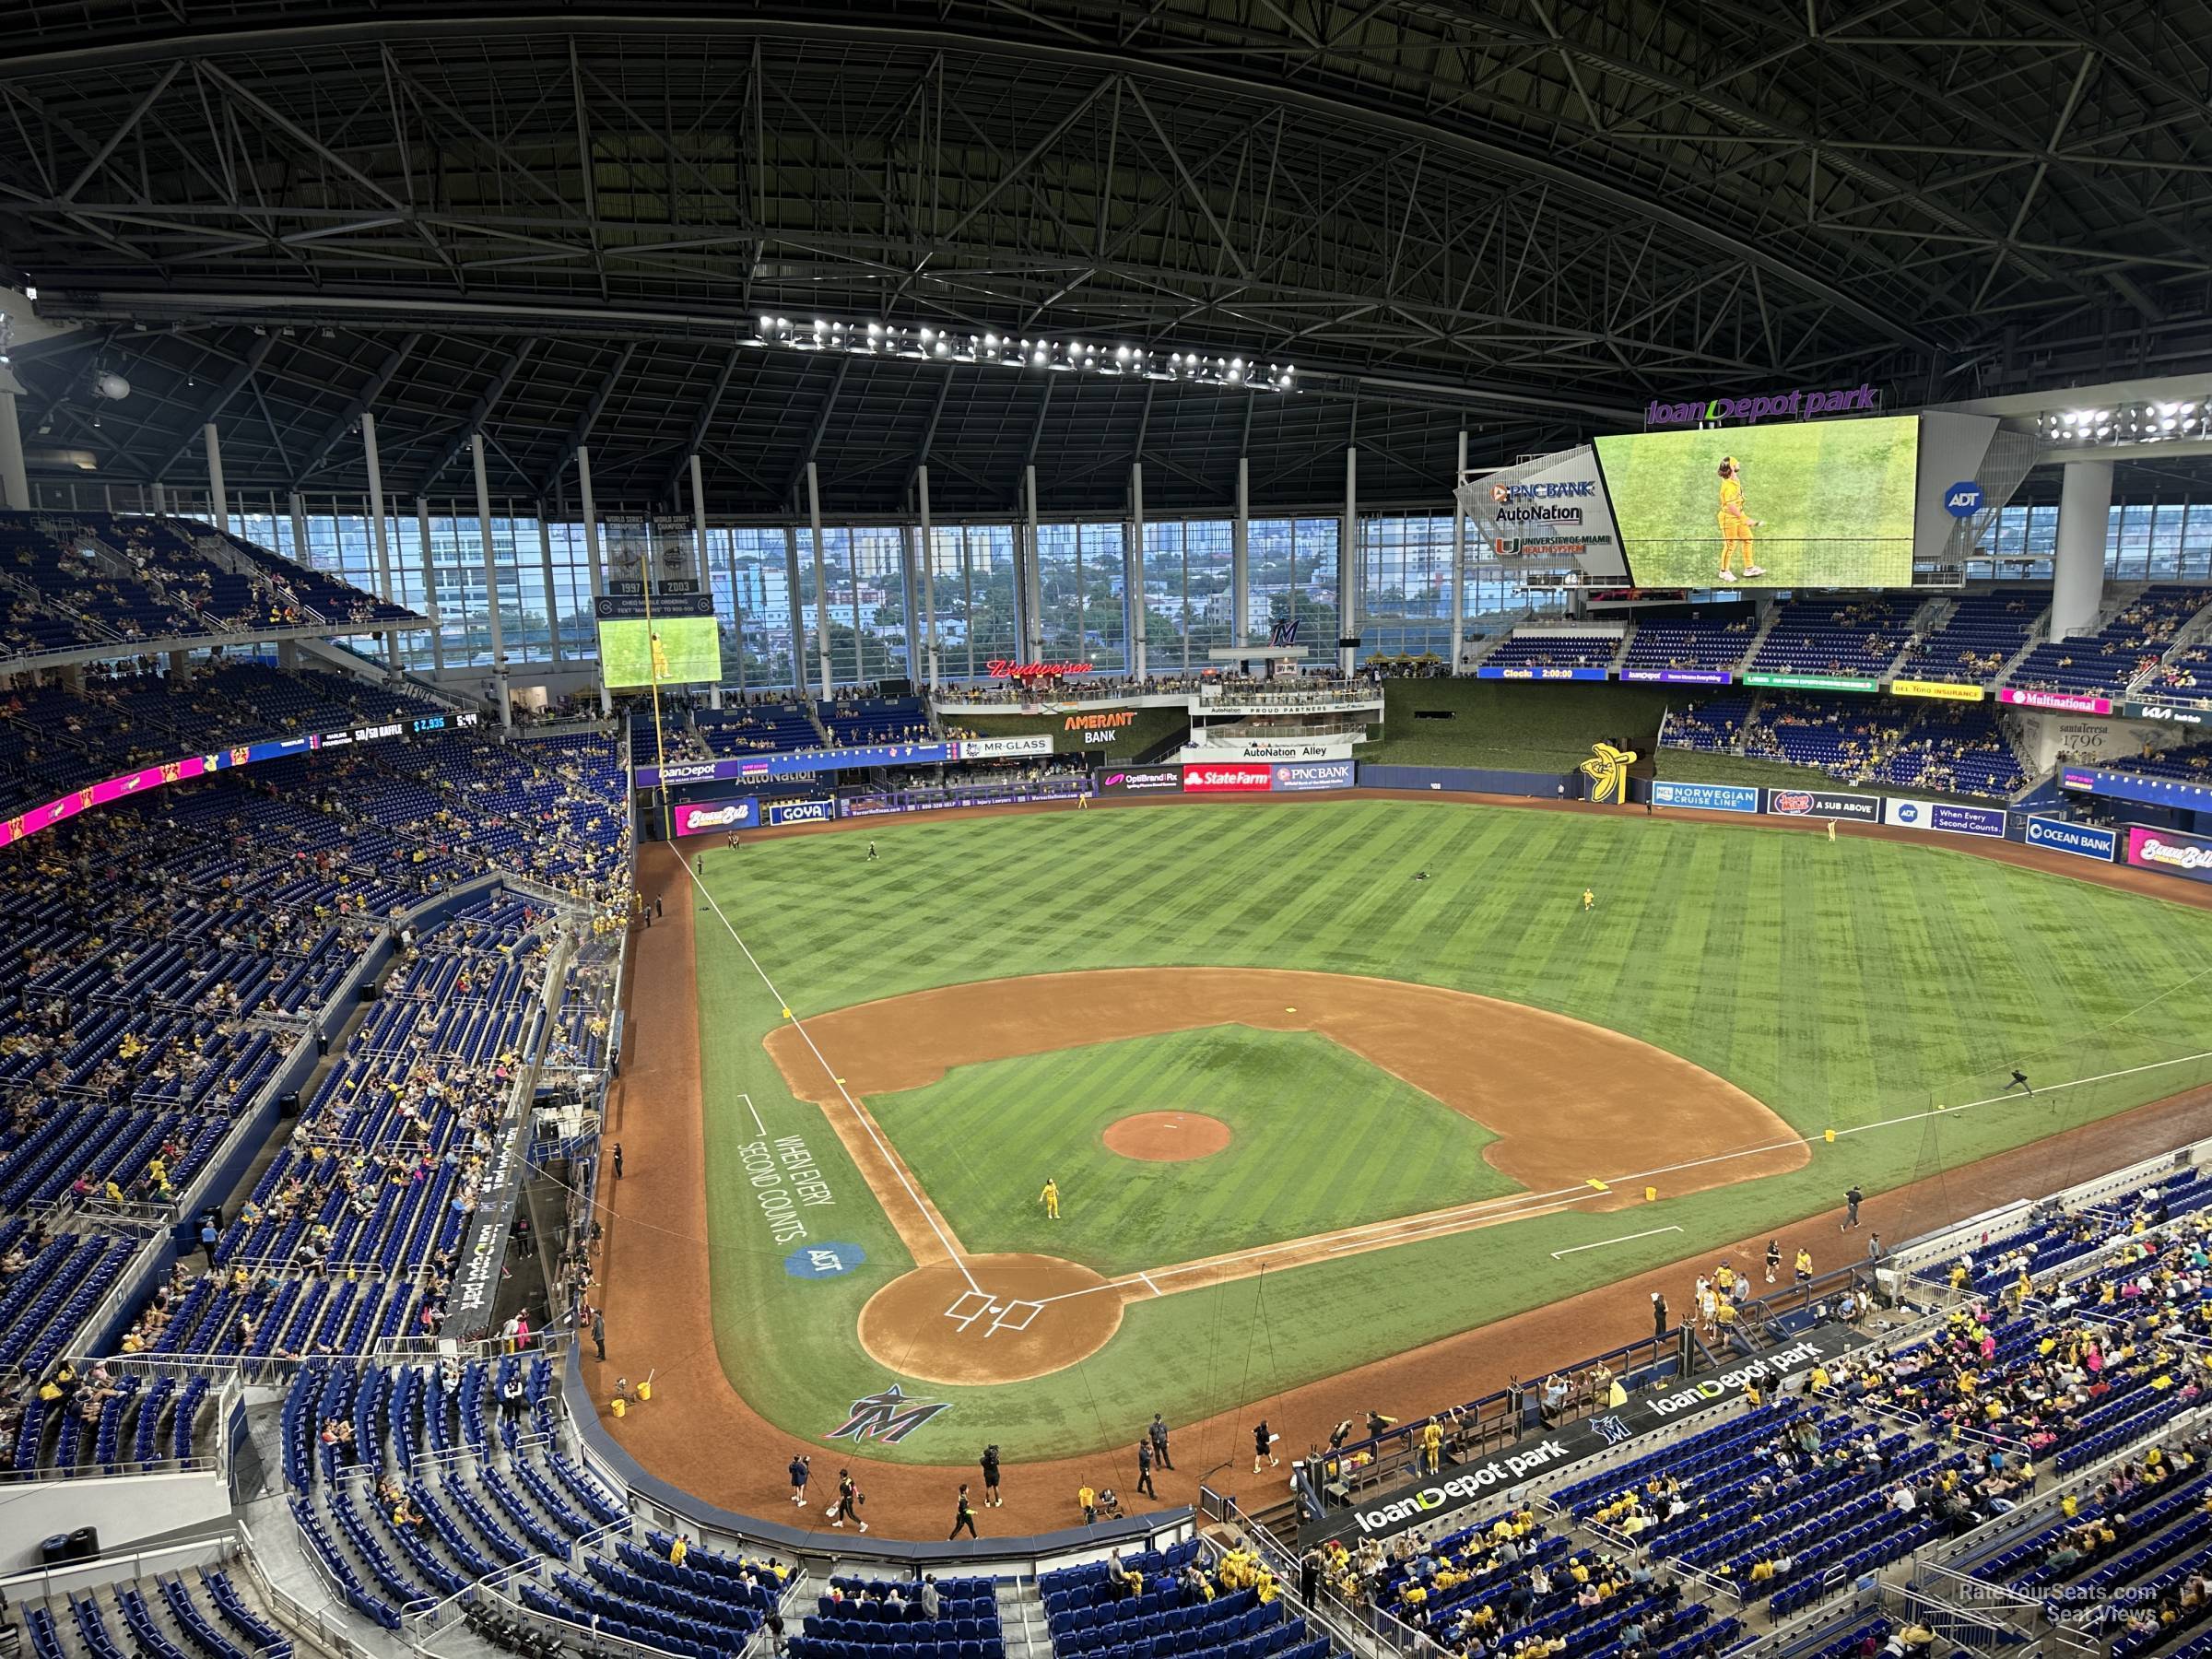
[4,0,2212,514]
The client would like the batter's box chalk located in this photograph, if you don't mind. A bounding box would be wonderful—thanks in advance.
[943,1290,994,1334]
[988,1300,1044,1336]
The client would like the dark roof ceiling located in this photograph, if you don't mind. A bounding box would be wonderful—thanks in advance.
[6,0,2212,515]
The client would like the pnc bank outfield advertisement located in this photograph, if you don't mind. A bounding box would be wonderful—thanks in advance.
[1594,415,1921,589]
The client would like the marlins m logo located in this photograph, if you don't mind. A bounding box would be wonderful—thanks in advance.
[1589,1413,1635,1447]
[1578,741,1639,806]
[1269,617,1300,648]
[825,1385,951,1446]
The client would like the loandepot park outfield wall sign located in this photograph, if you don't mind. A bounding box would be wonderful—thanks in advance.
[1303,1326,1858,1547]
[1643,383,1881,428]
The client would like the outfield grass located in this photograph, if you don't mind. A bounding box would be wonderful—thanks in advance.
[1363,679,1672,771]
[866,1027,1516,1273]
[692,798,2212,1461]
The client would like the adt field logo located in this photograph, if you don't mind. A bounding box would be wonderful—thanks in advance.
[1944,481,1984,518]
[783,1241,865,1279]
[1893,802,1923,824]
[826,1385,950,1445]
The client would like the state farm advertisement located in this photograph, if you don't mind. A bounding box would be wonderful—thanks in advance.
[1182,762,1274,794]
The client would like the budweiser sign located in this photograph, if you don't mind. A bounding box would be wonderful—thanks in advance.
[987,659,1092,680]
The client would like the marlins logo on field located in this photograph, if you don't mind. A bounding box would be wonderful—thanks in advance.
[825,1385,951,1445]
[1578,741,1639,806]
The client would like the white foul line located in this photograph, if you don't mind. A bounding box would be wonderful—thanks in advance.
[678,854,982,1297]
[1551,1226,1683,1261]
[738,1092,766,1137]
[1138,1273,1162,1297]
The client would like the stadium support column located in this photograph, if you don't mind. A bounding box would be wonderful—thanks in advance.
[897,518,921,692]
[417,498,444,677]
[536,512,564,667]
[204,423,228,532]
[1449,429,1468,674]
[0,374,29,510]
[688,453,715,708]
[1129,462,1147,680]
[1025,464,1044,667]
[1340,447,1359,676]
[782,525,807,693]
[361,410,398,673]
[2053,460,2112,641]
[806,461,832,699]
[288,492,309,563]
[917,465,940,688]
[577,445,607,715]
[472,432,510,729]
[151,480,167,516]
[1232,455,1250,651]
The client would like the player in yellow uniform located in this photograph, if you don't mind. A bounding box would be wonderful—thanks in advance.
[650,629,672,683]
[1715,457,1767,582]
[1039,1178,1061,1220]
[1583,888,1595,912]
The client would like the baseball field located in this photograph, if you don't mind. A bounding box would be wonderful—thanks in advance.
[589,793,2212,1531]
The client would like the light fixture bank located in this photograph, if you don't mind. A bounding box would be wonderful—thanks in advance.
[747,315,1296,392]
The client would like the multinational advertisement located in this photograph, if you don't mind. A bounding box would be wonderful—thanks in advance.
[1619,668,1735,686]
[955,735,1054,759]
[1882,798,2006,838]
[764,797,839,826]
[1999,687,2112,715]
[2127,825,2212,885]
[1594,415,1921,588]
[1097,767,1183,795]
[2124,700,2210,727]
[635,741,953,789]
[2023,816,2118,862]
[2055,766,2212,810]
[1652,781,1759,813]
[1741,672,1881,693]
[0,710,481,852]
[672,797,759,837]
[1476,665,1610,681]
[1303,1325,1859,1547]
[1271,760,1356,792]
[1451,447,1630,584]
[1182,762,1275,794]
[1762,787,1880,822]
[1889,679,1986,702]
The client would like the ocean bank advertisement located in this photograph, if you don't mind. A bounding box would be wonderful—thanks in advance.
[2023,816,2117,862]
[1594,415,1921,589]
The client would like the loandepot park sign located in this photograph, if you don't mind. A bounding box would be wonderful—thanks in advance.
[1645,382,1881,428]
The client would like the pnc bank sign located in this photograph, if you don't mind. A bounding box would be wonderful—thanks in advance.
[1645,382,1881,427]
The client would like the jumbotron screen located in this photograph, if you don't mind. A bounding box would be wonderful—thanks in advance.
[1594,415,1921,588]
[595,614,723,688]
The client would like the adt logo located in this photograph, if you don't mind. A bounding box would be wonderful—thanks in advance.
[1944,481,1984,518]
[1895,802,1922,824]
[784,1241,866,1279]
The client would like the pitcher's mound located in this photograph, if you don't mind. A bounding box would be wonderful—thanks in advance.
[1104,1112,1233,1162]
[857,1253,1124,1384]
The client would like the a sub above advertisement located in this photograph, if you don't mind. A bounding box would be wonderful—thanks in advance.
[1999,687,2112,715]
[1651,781,1759,813]
[1270,760,1356,792]
[2127,825,2212,885]
[2023,816,2118,862]
[1881,798,2006,838]
[1096,766,1183,794]
[955,735,1055,760]
[673,797,759,837]
[1182,762,1275,794]
[1889,678,1986,702]
[1762,787,1880,822]
[764,797,838,826]
[1619,668,1735,686]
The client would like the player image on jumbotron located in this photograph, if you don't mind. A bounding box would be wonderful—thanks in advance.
[1714,455,1766,582]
